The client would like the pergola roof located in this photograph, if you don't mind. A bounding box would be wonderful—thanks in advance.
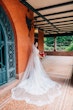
[20,0,73,36]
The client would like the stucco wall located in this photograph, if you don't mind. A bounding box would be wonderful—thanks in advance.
[0,0,34,75]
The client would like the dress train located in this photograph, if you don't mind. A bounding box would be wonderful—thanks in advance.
[11,45,61,106]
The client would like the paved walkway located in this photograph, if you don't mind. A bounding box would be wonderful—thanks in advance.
[42,56,73,78]
[1,56,73,110]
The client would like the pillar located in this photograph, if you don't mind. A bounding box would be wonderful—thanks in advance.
[38,30,44,52]
[54,36,57,51]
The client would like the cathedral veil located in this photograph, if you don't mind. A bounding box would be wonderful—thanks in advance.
[11,45,61,106]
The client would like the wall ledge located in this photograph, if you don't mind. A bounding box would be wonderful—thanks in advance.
[45,51,73,56]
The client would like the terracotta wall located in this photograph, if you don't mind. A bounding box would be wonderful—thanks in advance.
[38,30,44,52]
[0,0,34,75]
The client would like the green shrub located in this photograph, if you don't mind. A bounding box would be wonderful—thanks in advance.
[65,43,73,51]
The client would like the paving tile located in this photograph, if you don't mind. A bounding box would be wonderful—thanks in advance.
[1,56,73,110]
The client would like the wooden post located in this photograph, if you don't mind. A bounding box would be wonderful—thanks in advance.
[54,36,57,51]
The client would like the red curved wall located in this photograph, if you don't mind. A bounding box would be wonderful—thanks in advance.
[0,0,34,75]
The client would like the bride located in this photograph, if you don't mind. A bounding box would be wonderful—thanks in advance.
[11,43,61,106]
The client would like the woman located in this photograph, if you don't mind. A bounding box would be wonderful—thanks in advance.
[11,44,61,106]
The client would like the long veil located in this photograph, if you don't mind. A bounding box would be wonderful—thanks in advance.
[11,45,61,106]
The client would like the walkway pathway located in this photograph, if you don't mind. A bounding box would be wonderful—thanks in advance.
[1,56,73,110]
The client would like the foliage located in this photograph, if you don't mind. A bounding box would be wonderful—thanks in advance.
[44,37,54,46]
[44,44,54,51]
[44,36,73,51]
[65,43,73,51]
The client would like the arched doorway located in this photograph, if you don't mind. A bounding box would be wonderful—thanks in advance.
[0,24,7,85]
[0,6,16,86]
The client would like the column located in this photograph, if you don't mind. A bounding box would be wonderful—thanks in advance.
[54,36,57,51]
[38,30,44,52]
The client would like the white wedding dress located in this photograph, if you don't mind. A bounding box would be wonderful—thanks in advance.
[11,45,61,106]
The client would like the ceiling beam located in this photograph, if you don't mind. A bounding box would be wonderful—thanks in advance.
[20,0,60,32]
[58,26,73,29]
[49,16,73,21]
[55,23,73,26]
[34,23,49,26]
[34,20,73,26]
[20,0,73,36]
[41,26,73,31]
[57,25,73,28]
[34,19,45,23]
[35,16,73,22]
[34,25,55,29]
[45,30,59,32]
[44,31,73,37]
[52,20,73,24]
[44,29,73,33]
[35,10,73,18]
[41,28,56,30]
[36,1,73,11]
[34,24,73,29]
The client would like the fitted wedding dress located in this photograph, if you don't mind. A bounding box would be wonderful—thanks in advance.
[11,45,61,106]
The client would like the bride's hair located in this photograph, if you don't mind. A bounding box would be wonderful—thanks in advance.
[34,39,38,44]
[34,39,38,48]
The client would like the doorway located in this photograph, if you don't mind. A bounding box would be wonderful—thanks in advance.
[0,6,16,86]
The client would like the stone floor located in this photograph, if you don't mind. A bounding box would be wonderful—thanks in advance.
[0,56,73,110]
